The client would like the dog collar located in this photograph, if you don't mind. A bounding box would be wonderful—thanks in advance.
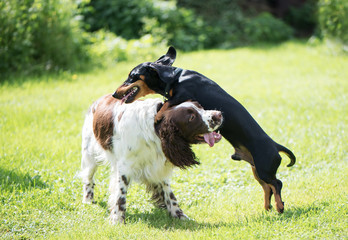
[164,68,183,99]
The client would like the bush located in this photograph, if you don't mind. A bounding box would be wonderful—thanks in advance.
[80,0,300,51]
[0,0,89,75]
[175,0,295,48]
[244,13,294,43]
[144,1,207,51]
[285,1,318,33]
[177,0,247,48]
[80,0,154,40]
[318,0,348,52]
[81,0,207,51]
[87,30,166,67]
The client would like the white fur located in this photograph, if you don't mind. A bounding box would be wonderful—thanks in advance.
[81,98,193,223]
[110,99,173,184]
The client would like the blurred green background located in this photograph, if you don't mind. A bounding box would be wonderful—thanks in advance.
[1,0,347,77]
[1,1,347,239]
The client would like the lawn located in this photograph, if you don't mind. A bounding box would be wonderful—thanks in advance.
[0,41,347,239]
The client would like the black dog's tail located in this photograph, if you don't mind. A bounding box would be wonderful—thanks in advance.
[276,143,296,167]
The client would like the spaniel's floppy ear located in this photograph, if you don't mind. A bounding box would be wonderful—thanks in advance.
[158,118,199,169]
[154,46,176,66]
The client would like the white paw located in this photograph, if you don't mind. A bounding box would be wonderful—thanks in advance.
[179,213,191,221]
[109,213,125,225]
[82,198,96,204]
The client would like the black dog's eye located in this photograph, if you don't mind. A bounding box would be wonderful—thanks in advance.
[128,71,137,79]
[189,114,195,122]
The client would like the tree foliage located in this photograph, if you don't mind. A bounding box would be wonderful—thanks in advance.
[319,0,348,46]
[1,0,347,76]
[0,0,88,74]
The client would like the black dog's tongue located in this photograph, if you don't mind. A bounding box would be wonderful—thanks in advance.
[121,88,136,103]
[203,132,222,147]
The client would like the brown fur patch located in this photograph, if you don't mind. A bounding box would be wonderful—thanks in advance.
[157,107,200,169]
[117,111,124,122]
[93,94,118,150]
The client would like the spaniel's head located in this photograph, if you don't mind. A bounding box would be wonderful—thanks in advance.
[156,101,223,169]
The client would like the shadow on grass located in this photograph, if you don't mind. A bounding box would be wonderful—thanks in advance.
[97,200,108,209]
[0,167,49,192]
[123,204,323,230]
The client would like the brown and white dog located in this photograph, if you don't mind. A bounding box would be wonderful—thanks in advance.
[80,95,222,224]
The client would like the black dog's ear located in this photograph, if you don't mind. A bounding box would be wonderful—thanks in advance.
[149,63,179,84]
[154,46,176,66]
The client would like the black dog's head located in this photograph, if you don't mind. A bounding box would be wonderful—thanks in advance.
[112,47,179,103]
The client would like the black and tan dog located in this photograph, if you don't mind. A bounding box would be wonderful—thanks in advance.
[112,47,296,213]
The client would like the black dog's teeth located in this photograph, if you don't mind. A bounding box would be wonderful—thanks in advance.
[123,87,138,98]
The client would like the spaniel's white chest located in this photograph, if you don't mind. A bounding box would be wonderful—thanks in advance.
[111,99,174,184]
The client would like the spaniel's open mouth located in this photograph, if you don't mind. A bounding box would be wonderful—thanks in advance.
[196,131,222,147]
[121,86,139,103]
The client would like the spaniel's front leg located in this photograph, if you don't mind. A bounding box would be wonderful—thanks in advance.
[150,181,189,220]
[109,169,129,224]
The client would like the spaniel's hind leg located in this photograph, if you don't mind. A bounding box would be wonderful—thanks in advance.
[81,151,98,204]
[148,181,189,220]
[109,168,129,224]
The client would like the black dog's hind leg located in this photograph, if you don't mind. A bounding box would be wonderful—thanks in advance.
[251,151,284,213]
[254,169,284,213]
[230,146,285,213]
[251,166,273,211]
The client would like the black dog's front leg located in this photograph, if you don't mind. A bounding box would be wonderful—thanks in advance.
[155,101,172,123]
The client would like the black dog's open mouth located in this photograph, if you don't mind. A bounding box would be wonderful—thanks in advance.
[195,131,222,147]
[121,86,139,103]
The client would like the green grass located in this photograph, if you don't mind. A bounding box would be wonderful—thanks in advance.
[1,41,347,239]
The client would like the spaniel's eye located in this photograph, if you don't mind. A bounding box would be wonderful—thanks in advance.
[189,114,195,122]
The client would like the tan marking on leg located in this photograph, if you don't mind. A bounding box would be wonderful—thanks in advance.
[155,101,171,123]
[234,146,273,211]
[251,166,272,211]
[269,184,284,213]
